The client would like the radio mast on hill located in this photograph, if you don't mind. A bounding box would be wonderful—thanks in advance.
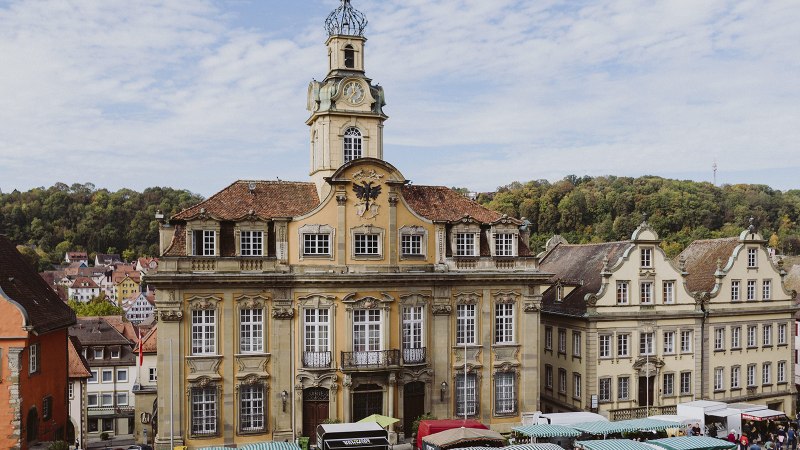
[713,160,718,186]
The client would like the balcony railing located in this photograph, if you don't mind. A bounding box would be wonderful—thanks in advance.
[609,404,676,421]
[402,347,426,365]
[341,349,400,369]
[303,351,332,368]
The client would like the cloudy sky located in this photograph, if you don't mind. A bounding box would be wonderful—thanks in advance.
[1,0,798,197]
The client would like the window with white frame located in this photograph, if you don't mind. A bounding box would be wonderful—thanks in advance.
[778,323,787,345]
[618,376,630,400]
[304,309,330,367]
[110,348,119,358]
[494,372,516,414]
[599,334,611,358]
[747,247,758,268]
[573,373,582,399]
[558,329,567,353]
[117,368,128,382]
[192,309,216,355]
[663,331,675,354]
[617,333,630,357]
[149,367,157,382]
[572,331,582,357]
[495,303,514,344]
[731,366,741,389]
[556,284,563,302]
[455,374,477,416]
[68,383,74,399]
[89,370,98,383]
[494,233,515,256]
[762,362,772,385]
[640,332,654,355]
[191,386,218,436]
[680,372,691,394]
[641,247,653,267]
[239,384,265,433]
[731,280,740,301]
[663,280,675,304]
[101,393,113,406]
[545,365,553,389]
[747,364,756,386]
[455,232,477,257]
[714,368,724,391]
[747,280,756,300]
[402,306,424,363]
[763,324,772,346]
[640,282,653,304]
[343,127,362,163]
[240,230,264,256]
[714,328,725,351]
[544,326,552,350]
[732,326,741,348]
[353,310,381,358]
[116,392,128,406]
[663,373,674,396]
[192,230,216,256]
[102,369,112,383]
[747,325,757,348]
[456,304,476,345]
[303,233,331,256]
[400,234,422,256]
[87,393,98,407]
[240,308,264,353]
[617,281,629,304]
[558,369,567,393]
[354,233,380,256]
[29,343,39,374]
[778,361,786,383]
[680,330,692,353]
[599,378,612,402]
[762,279,771,300]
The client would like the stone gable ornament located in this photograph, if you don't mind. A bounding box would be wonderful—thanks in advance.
[353,181,381,219]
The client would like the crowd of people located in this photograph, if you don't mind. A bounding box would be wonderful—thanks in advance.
[720,421,796,450]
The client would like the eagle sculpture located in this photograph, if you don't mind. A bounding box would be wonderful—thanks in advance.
[353,181,381,211]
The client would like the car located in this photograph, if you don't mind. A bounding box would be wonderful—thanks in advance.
[127,445,154,450]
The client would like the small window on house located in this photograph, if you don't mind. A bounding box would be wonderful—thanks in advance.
[93,348,103,359]
[42,396,52,420]
[455,233,477,257]
[110,348,120,359]
[29,343,39,374]
[240,230,264,256]
[303,233,331,256]
[354,233,380,256]
[747,248,758,268]
[192,230,216,256]
[343,44,355,68]
[401,234,422,256]
[640,247,653,267]
[149,367,157,382]
[494,233,515,256]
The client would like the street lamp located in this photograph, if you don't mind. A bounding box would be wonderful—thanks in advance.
[440,381,448,402]
[281,390,289,412]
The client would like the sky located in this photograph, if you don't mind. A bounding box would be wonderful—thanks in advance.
[0,0,798,198]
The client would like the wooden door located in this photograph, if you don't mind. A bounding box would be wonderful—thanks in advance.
[303,388,329,443]
[352,384,383,422]
[403,382,425,437]
[638,376,654,407]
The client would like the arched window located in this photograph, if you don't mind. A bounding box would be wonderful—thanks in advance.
[343,127,362,163]
[344,45,355,69]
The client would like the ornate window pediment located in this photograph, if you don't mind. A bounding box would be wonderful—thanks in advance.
[188,295,222,310]
[399,292,431,307]
[236,294,269,310]
[342,292,393,310]
[494,290,520,304]
[454,291,481,305]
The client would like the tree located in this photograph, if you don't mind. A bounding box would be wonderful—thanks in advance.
[68,294,125,317]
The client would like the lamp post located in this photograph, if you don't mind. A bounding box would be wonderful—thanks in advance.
[281,390,289,412]
[440,382,447,402]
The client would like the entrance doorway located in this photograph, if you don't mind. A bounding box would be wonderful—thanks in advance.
[303,387,329,443]
[26,408,39,443]
[403,382,425,437]
[638,376,655,407]
[353,384,383,422]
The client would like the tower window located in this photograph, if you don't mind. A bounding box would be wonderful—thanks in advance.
[344,45,355,68]
[343,127,362,163]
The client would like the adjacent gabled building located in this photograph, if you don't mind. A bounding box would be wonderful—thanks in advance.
[68,277,100,302]
[67,336,92,448]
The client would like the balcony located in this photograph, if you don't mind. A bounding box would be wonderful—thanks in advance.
[444,257,537,271]
[303,351,332,369]
[609,404,676,421]
[341,349,400,370]
[402,347,426,365]
[159,257,280,274]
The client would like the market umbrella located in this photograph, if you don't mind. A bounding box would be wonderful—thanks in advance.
[423,427,506,450]
[513,424,581,438]
[574,439,657,450]
[357,413,400,428]
[240,442,304,450]
[648,436,737,450]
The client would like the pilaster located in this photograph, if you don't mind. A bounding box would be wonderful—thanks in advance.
[519,287,542,414]
[154,290,185,449]
[272,290,295,441]
[430,286,452,418]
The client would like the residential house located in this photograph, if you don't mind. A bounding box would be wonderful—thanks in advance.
[95,254,122,267]
[135,257,158,276]
[113,272,141,305]
[68,277,100,302]
[133,326,158,446]
[65,252,89,266]
[68,336,92,448]
[123,291,156,325]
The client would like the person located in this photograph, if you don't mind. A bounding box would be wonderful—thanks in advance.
[741,435,750,450]
[693,423,702,436]
[778,426,786,450]
[787,426,796,450]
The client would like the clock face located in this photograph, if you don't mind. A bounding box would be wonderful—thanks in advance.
[343,80,365,104]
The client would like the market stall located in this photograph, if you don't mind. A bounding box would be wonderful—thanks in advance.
[574,439,657,450]
[316,423,390,450]
[648,436,737,450]
[570,418,683,436]
[241,442,304,450]
[421,427,506,450]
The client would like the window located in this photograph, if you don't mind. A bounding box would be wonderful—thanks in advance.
[102,369,113,383]
[573,373,582,399]
[116,368,128,382]
[455,233,477,257]
[101,393,113,406]
[558,329,567,353]
[353,310,381,359]
[599,335,611,358]
[778,323,787,345]
[401,234,422,256]
[617,333,630,357]
[616,281,629,304]
[558,369,567,393]
[714,368,724,391]
[149,368,157,382]
[240,308,264,353]
[343,45,355,68]
[732,326,741,349]
[456,304,476,345]
[680,372,691,394]
[402,306,424,363]
[29,343,39,374]
[663,331,675,354]
[191,386,218,436]
[69,383,74,399]
[680,330,692,353]
[192,309,216,355]
[343,127,362,163]
[747,364,756,387]
[304,309,330,367]
[455,374,477,416]
[494,372,516,414]
[354,233,379,255]
[778,361,786,383]
[192,230,216,256]
[42,396,52,420]
[240,384,265,432]
[763,324,772,346]
[544,327,552,350]
[102,418,114,432]
[87,393,98,407]
[762,279,771,300]
[714,328,725,351]
[599,378,612,402]
[494,233,515,256]
[88,419,99,433]
[116,392,128,406]
[747,326,757,348]
[494,303,514,344]
[762,363,772,385]
[747,279,757,300]
[663,373,674,396]
[640,282,653,304]
[731,280,740,301]
[89,370,98,383]
[663,281,675,304]
[639,332,654,355]
[303,233,331,256]
[555,284,564,302]
[110,348,119,359]
[545,365,553,389]
[572,332,582,357]
[618,376,630,400]
[641,247,653,267]
[747,247,758,268]
[240,230,264,256]
[731,366,741,389]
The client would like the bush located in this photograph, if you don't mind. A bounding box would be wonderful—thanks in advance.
[411,413,436,437]
[321,418,341,424]
[100,432,109,441]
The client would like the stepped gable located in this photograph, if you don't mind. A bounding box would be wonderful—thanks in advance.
[68,335,92,378]
[0,235,76,333]
[172,180,320,221]
[679,237,739,293]
[400,185,507,224]
[539,240,631,315]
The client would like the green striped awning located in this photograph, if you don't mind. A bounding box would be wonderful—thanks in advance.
[571,418,683,435]
[648,436,737,450]
[513,424,581,438]
[240,442,304,450]
[575,439,657,450]
[506,445,566,450]
[199,447,234,450]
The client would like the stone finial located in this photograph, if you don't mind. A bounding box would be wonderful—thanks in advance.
[679,255,687,273]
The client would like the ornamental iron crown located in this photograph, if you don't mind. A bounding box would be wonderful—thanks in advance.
[325,0,368,37]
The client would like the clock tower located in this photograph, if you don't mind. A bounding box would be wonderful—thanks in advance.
[307,0,388,198]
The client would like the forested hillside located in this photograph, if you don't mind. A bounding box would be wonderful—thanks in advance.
[480,175,800,257]
[0,183,203,270]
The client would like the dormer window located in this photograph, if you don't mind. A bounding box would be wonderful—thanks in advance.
[93,348,104,359]
[343,127,362,163]
[192,230,216,256]
[640,247,653,268]
[747,248,758,268]
[455,233,477,257]
[344,44,355,68]
[494,233,515,256]
[240,230,264,256]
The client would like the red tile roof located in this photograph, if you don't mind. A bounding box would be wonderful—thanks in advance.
[679,237,739,293]
[70,276,99,289]
[135,326,158,353]
[68,335,92,378]
[401,185,506,224]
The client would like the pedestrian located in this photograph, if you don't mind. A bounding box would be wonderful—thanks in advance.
[788,426,796,450]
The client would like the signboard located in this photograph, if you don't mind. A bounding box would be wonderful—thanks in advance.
[591,394,598,409]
